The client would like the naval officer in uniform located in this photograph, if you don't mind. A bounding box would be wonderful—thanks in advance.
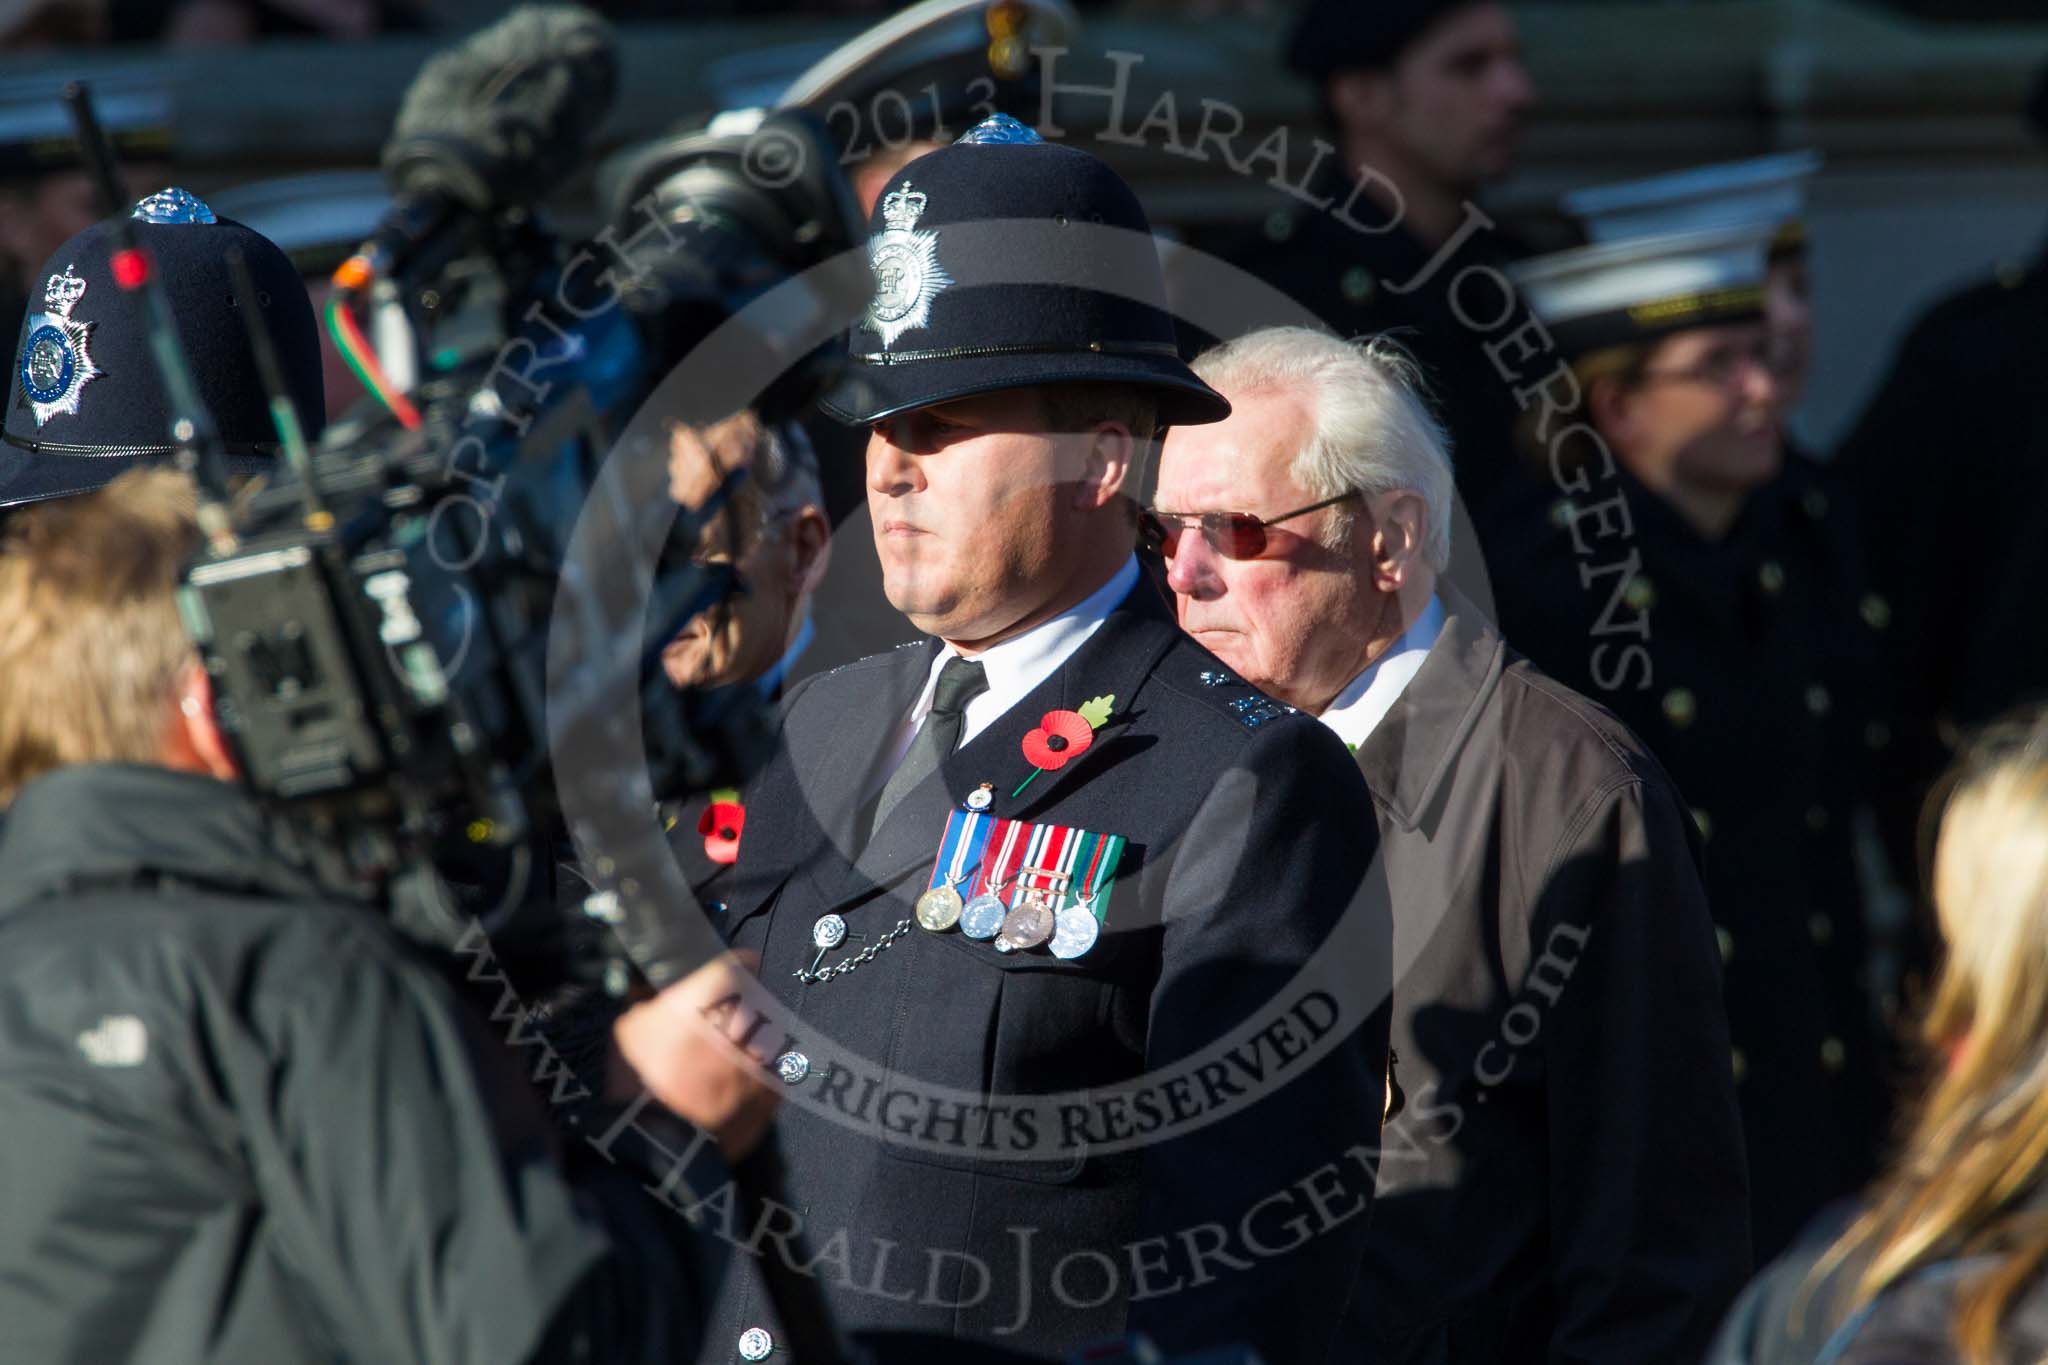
[1485,217,1892,1264]
[707,117,1391,1363]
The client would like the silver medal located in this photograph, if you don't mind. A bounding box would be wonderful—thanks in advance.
[960,893,1006,940]
[1050,906,1101,959]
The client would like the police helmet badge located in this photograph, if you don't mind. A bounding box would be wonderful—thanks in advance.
[865,180,952,349]
[18,263,102,428]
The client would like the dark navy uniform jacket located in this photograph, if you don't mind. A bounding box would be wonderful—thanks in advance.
[707,581,1393,1363]
[1835,252,2048,885]
[1482,457,1895,1265]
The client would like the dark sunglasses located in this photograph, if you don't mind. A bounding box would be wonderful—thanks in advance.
[1140,491,1357,560]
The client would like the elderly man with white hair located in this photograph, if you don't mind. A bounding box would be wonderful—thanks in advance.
[1152,325,1752,1365]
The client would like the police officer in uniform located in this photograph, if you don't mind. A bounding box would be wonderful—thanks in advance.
[0,191,773,1363]
[1560,153,1917,1018]
[708,117,1390,1362]
[1207,0,1539,521]
[1485,220,1891,1262]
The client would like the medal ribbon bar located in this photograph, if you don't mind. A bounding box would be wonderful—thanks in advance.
[925,808,993,892]
[1066,830,1126,924]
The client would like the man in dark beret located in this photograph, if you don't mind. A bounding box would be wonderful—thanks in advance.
[705,114,1391,1364]
[1223,0,1538,524]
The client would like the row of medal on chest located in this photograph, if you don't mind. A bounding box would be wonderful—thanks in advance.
[811,807,1128,967]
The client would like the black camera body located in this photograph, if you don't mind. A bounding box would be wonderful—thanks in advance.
[176,9,866,987]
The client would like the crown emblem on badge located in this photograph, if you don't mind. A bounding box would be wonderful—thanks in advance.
[17,263,102,427]
[880,182,928,232]
[45,264,88,316]
[865,179,952,350]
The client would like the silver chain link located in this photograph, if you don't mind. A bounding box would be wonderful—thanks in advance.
[794,918,915,984]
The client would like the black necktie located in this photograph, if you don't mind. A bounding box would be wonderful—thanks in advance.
[869,656,989,837]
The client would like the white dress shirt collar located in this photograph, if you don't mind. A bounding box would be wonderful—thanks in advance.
[1318,593,1445,752]
[900,554,1141,754]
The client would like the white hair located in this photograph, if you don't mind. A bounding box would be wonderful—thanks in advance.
[1190,326,1455,572]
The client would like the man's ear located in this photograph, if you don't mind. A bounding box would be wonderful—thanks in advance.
[788,504,832,597]
[1073,422,1136,512]
[165,660,241,782]
[1587,375,1637,452]
[1369,491,1429,591]
[1328,69,1396,137]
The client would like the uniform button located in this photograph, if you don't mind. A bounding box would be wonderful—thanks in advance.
[1865,721,1891,751]
[775,1051,811,1085]
[1806,804,1831,832]
[1340,264,1376,304]
[1820,1037,1846,1073]
[1806,684,1832,717]
[1550,498,1578,529]
[738,1327,775,1361]
[1716,926,1734,965]
[1263,209,1294,243]
[1758,560,1786,595]
[1625,574,1656,611]
[1662,687,1698,729]
[1860,594,1892,630]
[1731,1048,1747,1083]
[1802,487,1830,520]
[1809,912,1834,945]
[1691,807,1713,842]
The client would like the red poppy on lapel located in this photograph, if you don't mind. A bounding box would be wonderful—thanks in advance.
[1013,694,1117,799]
[699,800,745,865]
[1022,709,1094,770]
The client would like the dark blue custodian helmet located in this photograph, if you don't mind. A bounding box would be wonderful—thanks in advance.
[819,115,1229,428]
[3,187,324,510]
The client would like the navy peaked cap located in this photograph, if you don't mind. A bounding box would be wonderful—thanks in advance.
[4,187,323,510]
[821,116,1228,427]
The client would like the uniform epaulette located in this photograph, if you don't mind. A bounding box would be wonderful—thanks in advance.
[1187,666,1298,731]
[817,638,923,679]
